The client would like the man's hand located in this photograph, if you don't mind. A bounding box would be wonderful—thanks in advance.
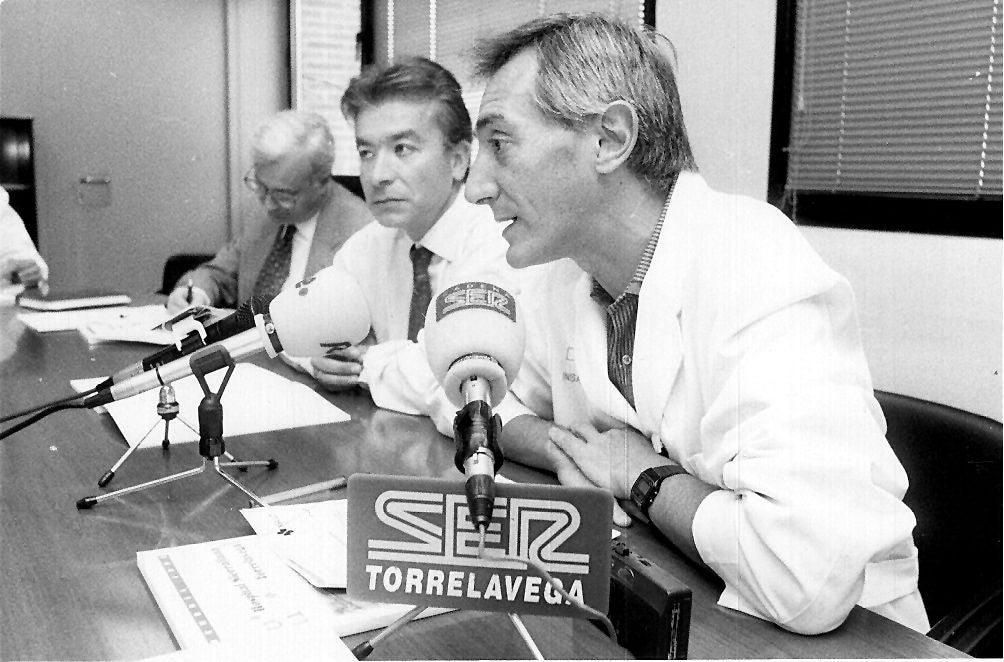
[165,285,211,314]
[548,422,666,499]
[544,422,667,527]
[311,345,370,391]
[9,257,44,287]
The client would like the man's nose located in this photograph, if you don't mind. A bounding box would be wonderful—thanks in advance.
[465,150,496,206]
[369,151,395,185]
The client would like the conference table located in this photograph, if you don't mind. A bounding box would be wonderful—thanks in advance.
[0,303,967,661]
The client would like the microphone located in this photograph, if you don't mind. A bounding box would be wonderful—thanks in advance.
[83,266,371,409]
[96,296,266,389]
[423,280,525,532]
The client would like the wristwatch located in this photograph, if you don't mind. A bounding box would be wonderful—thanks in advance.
[630,465,689,516]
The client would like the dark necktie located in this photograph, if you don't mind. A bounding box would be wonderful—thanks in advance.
[407,244,434,341]
[252,224,296,302]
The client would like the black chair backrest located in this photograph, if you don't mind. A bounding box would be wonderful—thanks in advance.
[875,390,1002,655]
[159,253,213,295]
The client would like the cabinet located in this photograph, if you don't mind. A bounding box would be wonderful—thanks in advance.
[0,117,38,244]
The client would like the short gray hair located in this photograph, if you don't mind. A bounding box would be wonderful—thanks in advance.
[252,110,335,179]
[473,12,697,192]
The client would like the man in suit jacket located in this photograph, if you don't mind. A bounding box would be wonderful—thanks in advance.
[165,110,370,313]
[465,13,929,637]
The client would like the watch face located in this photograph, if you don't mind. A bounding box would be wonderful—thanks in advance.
[630,469,659,509]
[631,465,687,513]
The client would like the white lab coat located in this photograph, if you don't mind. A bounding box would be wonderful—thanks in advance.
[504,172,929,635]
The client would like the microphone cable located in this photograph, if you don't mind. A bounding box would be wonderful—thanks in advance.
[0,400,89,440]
[475,525,618,645]
[1,387,97,424]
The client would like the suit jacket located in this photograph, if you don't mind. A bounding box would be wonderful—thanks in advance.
[505,172,929,635]
[182,179,370,306]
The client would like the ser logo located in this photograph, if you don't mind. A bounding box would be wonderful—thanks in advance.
[435,282,516,323]
[364,491,589,605]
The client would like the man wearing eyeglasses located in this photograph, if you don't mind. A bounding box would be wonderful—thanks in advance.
[165,110,370,313]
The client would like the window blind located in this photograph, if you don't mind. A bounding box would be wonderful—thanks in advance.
[292,0,362,175]
[787,0,1002,199]
[377,0,648,123]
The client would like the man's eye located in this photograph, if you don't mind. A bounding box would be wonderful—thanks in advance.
[357,149,373,160]
[395,144,415,156]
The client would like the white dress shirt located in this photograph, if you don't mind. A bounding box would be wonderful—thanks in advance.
[332,190,518,435]
[281,213,317,290]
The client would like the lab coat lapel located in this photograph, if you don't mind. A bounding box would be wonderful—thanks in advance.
[631,177,695,436]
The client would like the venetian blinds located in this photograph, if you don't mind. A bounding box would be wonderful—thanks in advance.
[375,0,648,121]
[786,0,1003,199]
[292,0,362,175]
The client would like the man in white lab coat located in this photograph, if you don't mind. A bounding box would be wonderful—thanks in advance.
[465,13,929,636]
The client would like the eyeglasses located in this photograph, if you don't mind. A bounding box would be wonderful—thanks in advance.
[243,168,303,210]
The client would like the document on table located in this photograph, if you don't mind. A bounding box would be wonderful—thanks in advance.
[17,304,165,334]
[78,304,175,345]
[241,498,349,589]
[71,363,350,447]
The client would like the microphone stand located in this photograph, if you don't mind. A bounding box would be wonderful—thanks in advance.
[76,344,277,510]
[352,376,545,660]
[94,384,247,488]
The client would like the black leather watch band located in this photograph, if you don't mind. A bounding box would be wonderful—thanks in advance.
[630,464,689,516]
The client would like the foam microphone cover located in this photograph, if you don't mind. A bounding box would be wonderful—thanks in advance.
[267,266,371,356]
[424,280,525,408]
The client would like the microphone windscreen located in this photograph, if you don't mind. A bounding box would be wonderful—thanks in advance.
[268,266,371,356]
[424,280,525,407]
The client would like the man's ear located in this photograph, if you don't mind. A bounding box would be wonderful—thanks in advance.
[594,101,639,175]
[449,140,472,182]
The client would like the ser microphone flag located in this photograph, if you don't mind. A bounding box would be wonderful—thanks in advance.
[423,280,525,532]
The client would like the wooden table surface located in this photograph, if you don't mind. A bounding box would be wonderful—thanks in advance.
[0,305,967,660]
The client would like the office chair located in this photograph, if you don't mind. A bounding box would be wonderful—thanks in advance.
[874,390,1002,657]
[158,253,213,295]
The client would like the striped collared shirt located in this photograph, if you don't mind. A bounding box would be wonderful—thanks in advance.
[591,175,678,408]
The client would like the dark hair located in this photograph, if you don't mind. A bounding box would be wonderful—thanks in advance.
[341,56,471,147]
[473,12,697,192]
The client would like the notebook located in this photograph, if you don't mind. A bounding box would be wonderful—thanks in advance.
[15,287,132,311]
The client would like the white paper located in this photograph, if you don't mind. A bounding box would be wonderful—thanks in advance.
[78,304,175,345]
[136,628,355,662]
[18,305,139,333]
[241,499,349,588]
[71,363,350,447]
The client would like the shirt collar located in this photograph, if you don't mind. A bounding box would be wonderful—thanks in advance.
[410,187,473,262]
[291,213,318,244]
[591,174,678,305]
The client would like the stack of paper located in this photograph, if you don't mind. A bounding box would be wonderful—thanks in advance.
[241,499,350,588]
[16,287,131,311]
[18,305,138,333]
[137,528,451,649]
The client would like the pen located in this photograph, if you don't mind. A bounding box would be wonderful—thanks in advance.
[185,278,193,305]
[259,476,347,505]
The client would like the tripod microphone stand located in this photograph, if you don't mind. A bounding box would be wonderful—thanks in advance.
[77,345,277,510]
[96,384,247,488]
